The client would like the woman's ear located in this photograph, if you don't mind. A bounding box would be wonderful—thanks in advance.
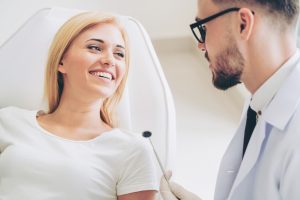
[238,8,255,41]
[58,61,66,73]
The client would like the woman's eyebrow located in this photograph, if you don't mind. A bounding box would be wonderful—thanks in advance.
[116,44,125,49]
[86,38,125,49]
[86,38,104,43]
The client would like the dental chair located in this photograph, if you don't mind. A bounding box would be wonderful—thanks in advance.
[0,7,176,195]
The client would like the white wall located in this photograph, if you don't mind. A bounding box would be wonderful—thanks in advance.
[0,0,197,45]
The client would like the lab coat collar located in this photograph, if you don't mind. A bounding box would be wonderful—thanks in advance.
[227,59,300,199]
[263,61,300,130]
[250,50,300,113]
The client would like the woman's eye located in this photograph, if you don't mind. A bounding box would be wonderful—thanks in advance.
[114,52,125,58]
[88,45,101,52]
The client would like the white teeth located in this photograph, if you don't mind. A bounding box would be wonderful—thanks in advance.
[91,71,112,80]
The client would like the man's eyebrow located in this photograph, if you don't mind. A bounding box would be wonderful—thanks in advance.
[86,38,125,49]
[195,17,201,21]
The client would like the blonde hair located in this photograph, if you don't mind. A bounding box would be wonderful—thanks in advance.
[44,11,130,127]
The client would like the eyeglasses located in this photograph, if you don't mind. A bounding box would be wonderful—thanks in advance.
[190,7,240,43]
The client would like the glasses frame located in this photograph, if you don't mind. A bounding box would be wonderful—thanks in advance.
[190,7,240,43]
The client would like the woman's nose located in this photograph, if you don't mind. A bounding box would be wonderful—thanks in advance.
[100,52,115,67]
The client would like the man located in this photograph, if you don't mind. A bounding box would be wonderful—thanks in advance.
[160,0,300,199]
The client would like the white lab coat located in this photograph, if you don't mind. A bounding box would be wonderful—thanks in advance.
[214,61,300,200]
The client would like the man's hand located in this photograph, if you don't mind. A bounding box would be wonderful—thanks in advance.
[159,171,202,200]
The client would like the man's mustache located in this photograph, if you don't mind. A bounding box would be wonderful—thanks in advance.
[205,51,210,62]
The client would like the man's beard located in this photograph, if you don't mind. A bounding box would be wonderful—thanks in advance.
[208,40,244,90]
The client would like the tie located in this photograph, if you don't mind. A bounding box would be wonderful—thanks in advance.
[243,106,257,157]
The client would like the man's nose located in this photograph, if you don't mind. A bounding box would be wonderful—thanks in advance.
[197,42,206,51]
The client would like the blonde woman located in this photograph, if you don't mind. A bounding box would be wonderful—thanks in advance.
[0,12,158,200]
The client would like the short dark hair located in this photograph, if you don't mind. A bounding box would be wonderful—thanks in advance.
[212,0,299,25]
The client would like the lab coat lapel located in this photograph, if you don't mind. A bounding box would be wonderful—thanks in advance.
[227,119,266,199]
[214,100,249,200]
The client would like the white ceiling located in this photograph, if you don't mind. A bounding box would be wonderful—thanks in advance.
[0,0,197,45]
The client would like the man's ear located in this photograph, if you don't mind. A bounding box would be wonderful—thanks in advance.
[238,8,255,41]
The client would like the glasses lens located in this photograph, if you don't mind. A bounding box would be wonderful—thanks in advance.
[198,25,206,43]
[192,25,205,43]
[190,22,206,43]
[191,26,202,43]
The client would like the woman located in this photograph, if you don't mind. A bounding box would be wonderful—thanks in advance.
[0,11,158,200]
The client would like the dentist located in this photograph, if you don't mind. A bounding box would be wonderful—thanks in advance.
[160,0,300,199]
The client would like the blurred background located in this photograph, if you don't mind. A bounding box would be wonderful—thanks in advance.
[0,0,251,199]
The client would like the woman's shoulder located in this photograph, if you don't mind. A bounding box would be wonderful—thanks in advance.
[113,128,147,142]
[109,128,151,150]
[0,106,34,117]
[0,107,38,138]
[0,106,38,124]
